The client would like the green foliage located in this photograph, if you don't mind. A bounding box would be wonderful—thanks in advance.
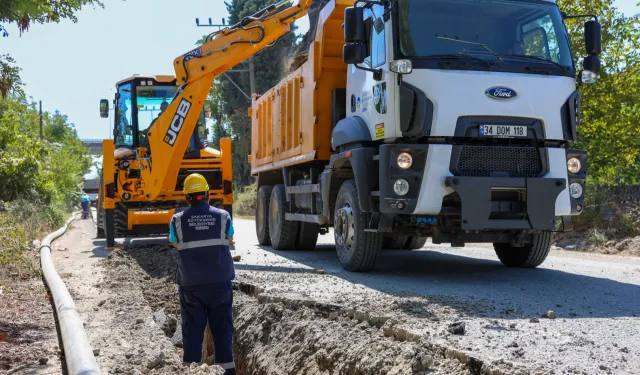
[0,54,24,99]
[233,182,257,217]
[560,0,640,184]
[0,94,91,208]
[0,0,103,36]
[0,200,65,278]
[200,0,299,186]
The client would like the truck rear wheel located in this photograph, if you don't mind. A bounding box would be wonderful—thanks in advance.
[383,236,408,250]
[334,180,382,272]
[256,186,273,246]
[494,232,552,268]
[405,236,428,250]
[295,222,319,250]
[268,185,299,250]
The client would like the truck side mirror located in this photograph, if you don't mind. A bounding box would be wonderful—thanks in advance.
[584,20,602,55]
[344,7,365,43]
[343,43,367,65]
[100,99,109,118]
[580,54,601,84]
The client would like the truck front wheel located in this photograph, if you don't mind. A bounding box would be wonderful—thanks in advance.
[268,185,299,250]
[494,232,552,268]
[334,180,382,272]
[256,185,273,246]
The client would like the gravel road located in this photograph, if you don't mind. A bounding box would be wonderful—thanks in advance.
[45,215,639,375]
[228,219,640,375]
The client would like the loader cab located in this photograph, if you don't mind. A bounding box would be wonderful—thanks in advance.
[104,75,209,158]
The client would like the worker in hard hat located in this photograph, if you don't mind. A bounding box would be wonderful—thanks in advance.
[168,173,236,373]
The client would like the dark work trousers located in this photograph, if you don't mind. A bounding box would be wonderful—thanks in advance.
[179,282,235,374]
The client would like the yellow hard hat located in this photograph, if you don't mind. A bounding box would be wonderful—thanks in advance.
[184,173,209,195]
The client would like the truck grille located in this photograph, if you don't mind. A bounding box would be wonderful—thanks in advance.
[456,146,543,178]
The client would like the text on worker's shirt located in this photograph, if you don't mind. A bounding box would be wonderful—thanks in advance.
[187,215,216,231]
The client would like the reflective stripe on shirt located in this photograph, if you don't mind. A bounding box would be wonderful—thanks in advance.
[177,238,229,250]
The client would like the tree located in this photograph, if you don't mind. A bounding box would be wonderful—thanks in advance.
[202,0,299,186]
[0,55,23,99]
[0,0,103,37]
[560,0,640,184]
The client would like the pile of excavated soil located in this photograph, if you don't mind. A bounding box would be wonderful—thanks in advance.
[98,248,224,374]
[102,245,529,375]
[554,232,640,257]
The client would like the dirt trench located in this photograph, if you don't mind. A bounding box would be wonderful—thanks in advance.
[101,245,528,375]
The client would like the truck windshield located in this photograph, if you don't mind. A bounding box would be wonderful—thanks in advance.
[397,0,573,70]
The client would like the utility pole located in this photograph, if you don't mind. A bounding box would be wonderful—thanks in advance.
[195,17,256,98]
[39,100,43,140]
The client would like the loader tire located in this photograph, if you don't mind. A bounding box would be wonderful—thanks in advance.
[405,236,428,250]
[383,236,408,250]
[334,180,382,272]
[105,208,115,248]
[268,185,299,250]
[96,173,105,239]
[295,222,319,250]
[494,232,552,268]
[256,185,273,246]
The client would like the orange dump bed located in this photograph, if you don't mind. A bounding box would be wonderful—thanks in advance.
[250,0,350,175]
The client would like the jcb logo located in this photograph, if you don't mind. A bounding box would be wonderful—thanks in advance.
[164,99,192,146]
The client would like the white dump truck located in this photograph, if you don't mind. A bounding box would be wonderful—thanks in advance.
[250,0,601,271]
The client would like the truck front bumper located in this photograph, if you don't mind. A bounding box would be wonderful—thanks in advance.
[444,176,565,231]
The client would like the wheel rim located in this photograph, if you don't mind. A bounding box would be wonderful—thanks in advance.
[334,203,354,251]
[270,196,280,236]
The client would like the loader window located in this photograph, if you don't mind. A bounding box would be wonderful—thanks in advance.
[114,83,133,147]
[135,85,179,147]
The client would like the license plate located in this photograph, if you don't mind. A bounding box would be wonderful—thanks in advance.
[479,125,527,138]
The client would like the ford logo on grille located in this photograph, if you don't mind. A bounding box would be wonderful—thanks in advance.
[486,87,517,100]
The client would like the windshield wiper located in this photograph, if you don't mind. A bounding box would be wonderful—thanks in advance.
[498,54,569,73]
[435,35,503,61]
[422,54,494,69]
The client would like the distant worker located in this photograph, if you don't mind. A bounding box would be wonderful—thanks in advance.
[80,193,91,219]
[168,173,236,373]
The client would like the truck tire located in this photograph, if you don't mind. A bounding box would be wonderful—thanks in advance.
[256,186,273,246]
[334,180,382,272]
[224,204,233,220]
[268,185,299,250]
[295,222,319,250]
[405,236,428,250]
[494,232,552,268]
[383,236,408,250]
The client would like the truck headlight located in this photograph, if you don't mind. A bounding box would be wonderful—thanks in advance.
[569,182,583,199]
[394,179,410,196]
[567,158,582,174]
[397,153,413,169]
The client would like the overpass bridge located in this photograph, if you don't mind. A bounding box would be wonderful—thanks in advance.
[82,139,103,198]
[81,139,104,155]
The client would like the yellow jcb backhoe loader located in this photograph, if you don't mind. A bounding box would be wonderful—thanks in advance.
[95,0,313,247]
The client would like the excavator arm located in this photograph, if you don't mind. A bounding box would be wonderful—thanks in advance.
[143,0,313,200]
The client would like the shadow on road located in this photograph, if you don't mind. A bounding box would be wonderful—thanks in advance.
[256,245,640,320]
